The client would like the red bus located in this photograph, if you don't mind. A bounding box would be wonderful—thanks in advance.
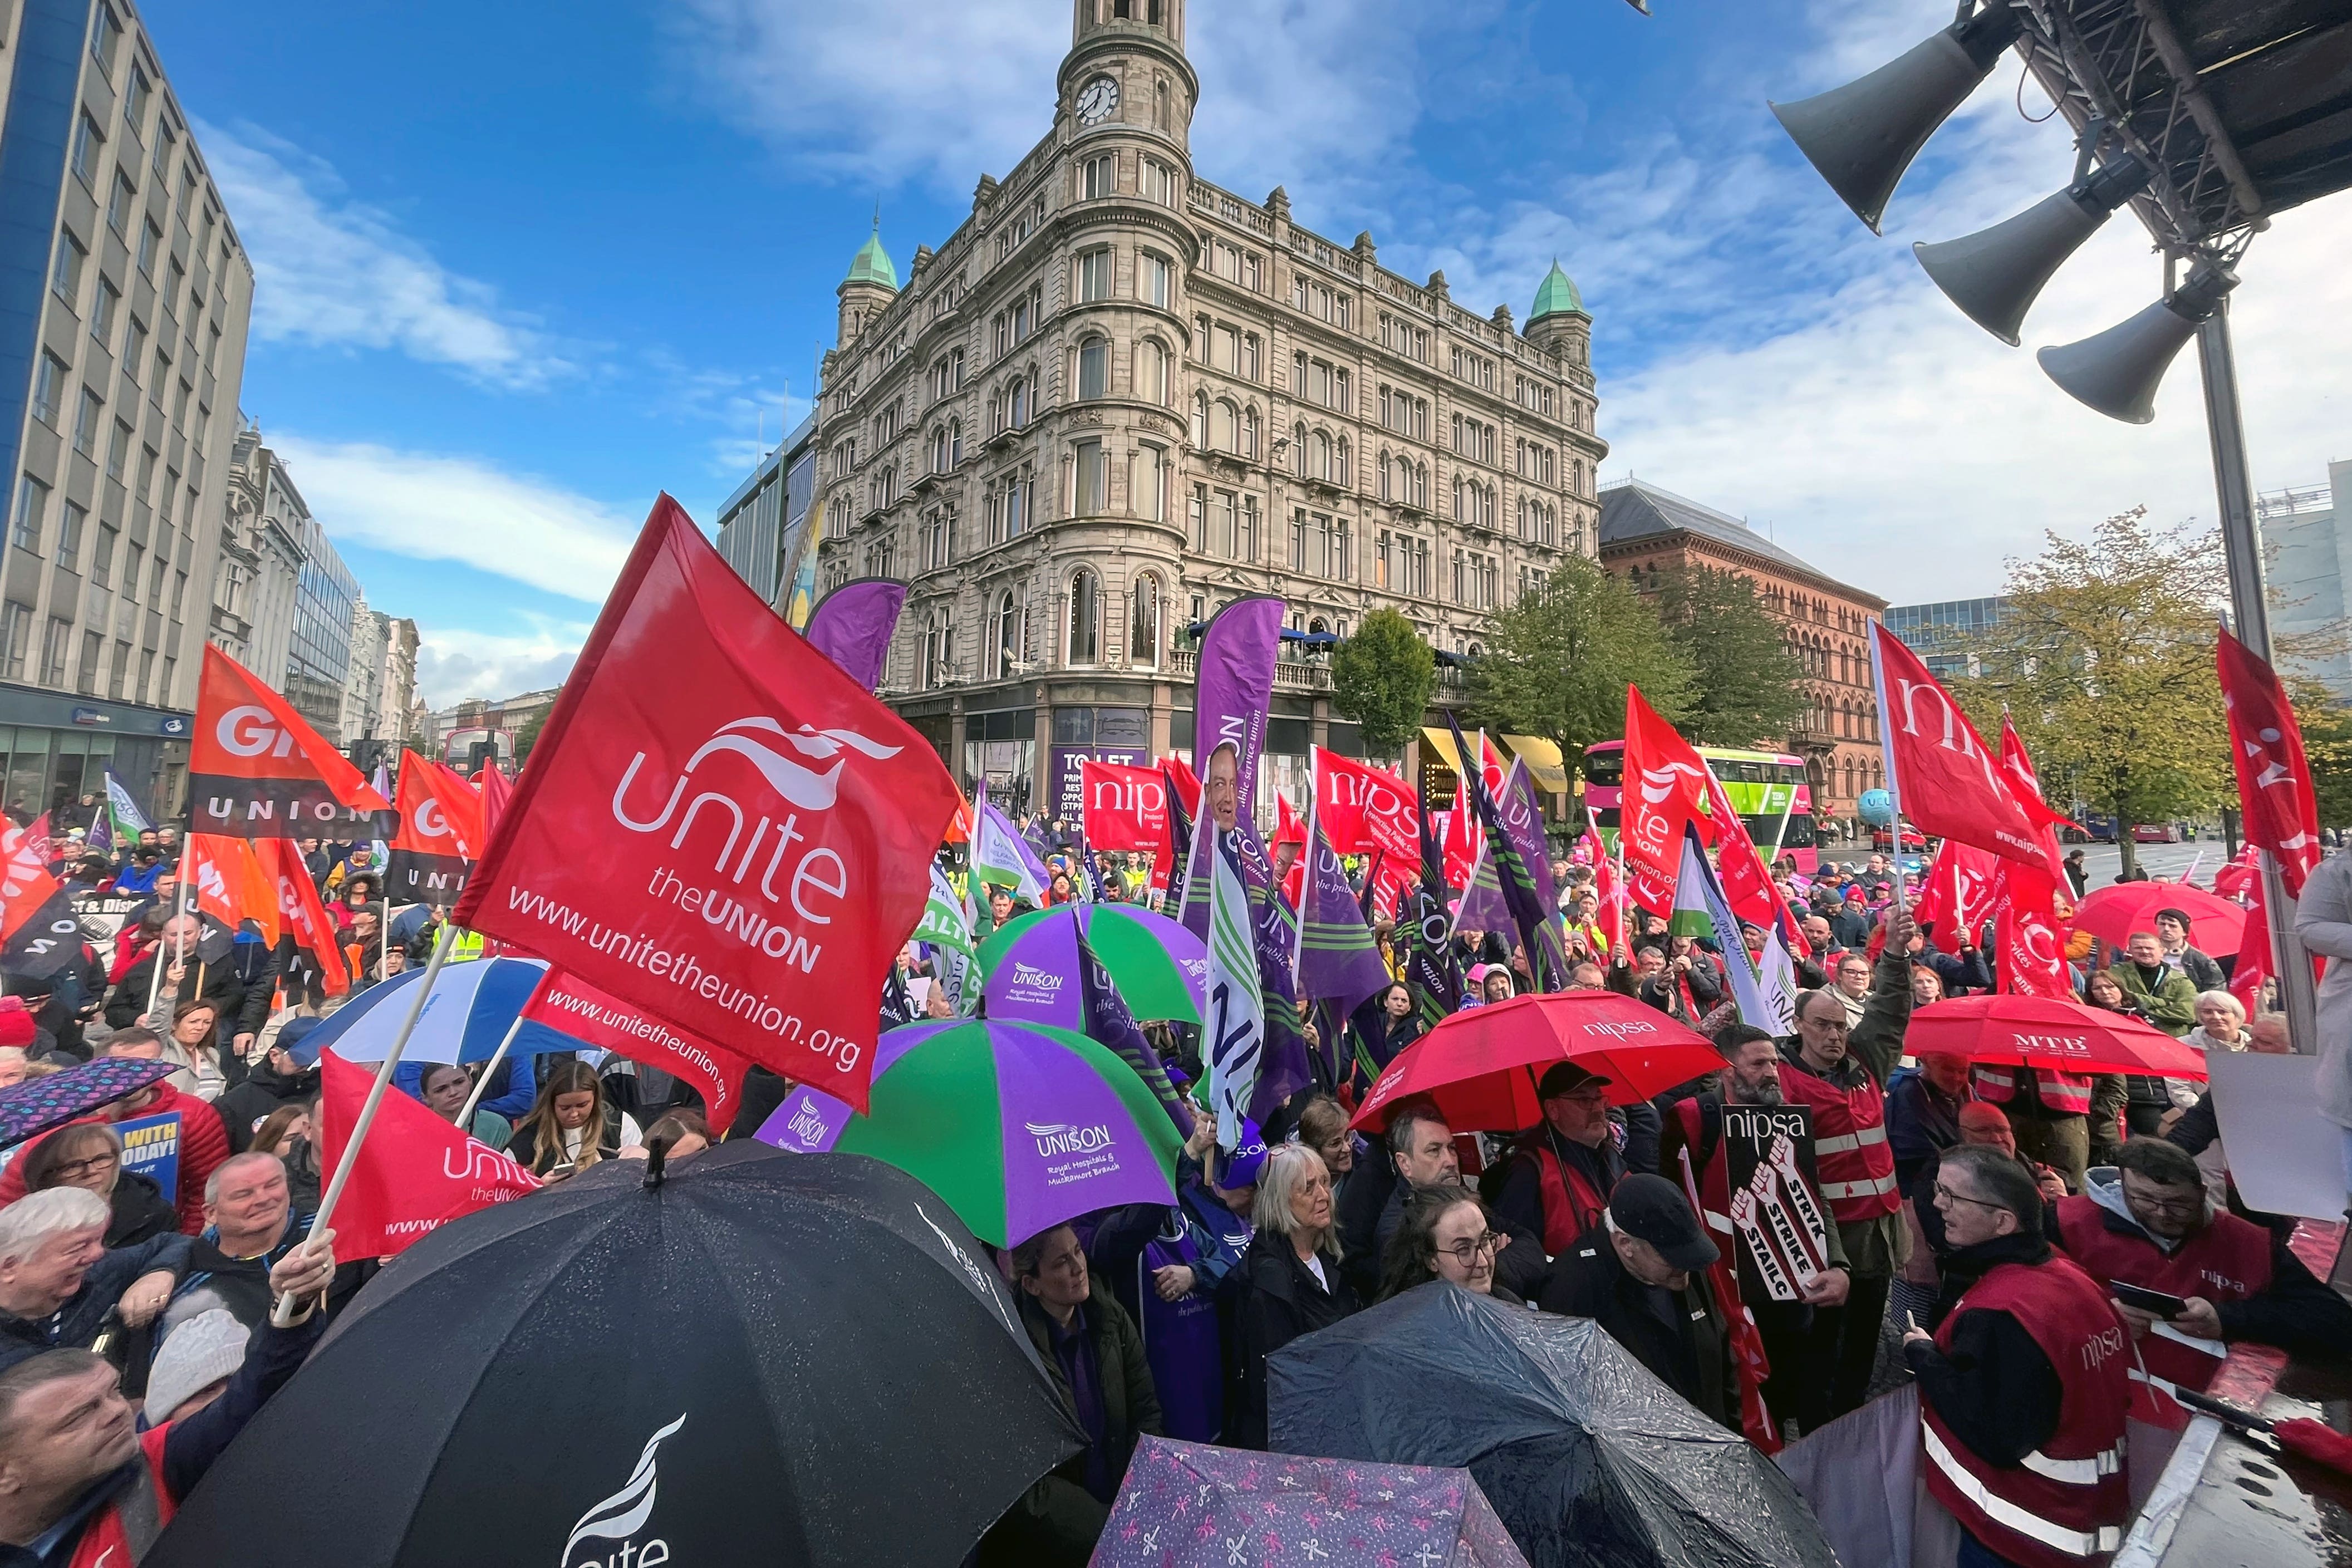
[1582,741,1818,873]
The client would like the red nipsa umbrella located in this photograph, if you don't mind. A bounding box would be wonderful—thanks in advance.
[2070,882,2248,956]
[1905,994,2211,1078]
[1350,991,1724,1134]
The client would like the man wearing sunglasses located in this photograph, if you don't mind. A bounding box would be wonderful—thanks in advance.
[2054,1137,2352,1431]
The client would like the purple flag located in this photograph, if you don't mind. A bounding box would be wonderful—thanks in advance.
[1293,814,1391,1024]
[802,577,909,692]
[1182,596,1283,936]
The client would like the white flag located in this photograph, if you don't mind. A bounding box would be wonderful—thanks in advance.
[1204,830,1265,1152]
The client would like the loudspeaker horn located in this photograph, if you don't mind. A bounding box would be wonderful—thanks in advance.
[1914,156,2152,345]
[1770,3,2025,234]
[2036,264,2236,425]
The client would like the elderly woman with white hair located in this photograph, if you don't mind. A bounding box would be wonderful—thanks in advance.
[0,1187,190,1373]
[1229,1142,1359,1449]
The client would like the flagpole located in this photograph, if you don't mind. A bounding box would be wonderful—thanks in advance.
[1766,778,1799,869]
[455,1012,525,1132]
[272,923,459,1328]
[147,875,192,1027]
[1866,625,1911,916]
[1291,760,1315,986]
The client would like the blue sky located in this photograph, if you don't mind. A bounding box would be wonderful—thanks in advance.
[144,0,2352,707]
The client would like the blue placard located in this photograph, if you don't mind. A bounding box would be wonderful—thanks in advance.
[115,1111,181,1204]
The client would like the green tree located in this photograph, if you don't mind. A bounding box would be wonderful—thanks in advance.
[1465,554,1696,768]
[1647,565,1809,746]
[1950,508,2229,877]
[2297,700,2352,832]
[513,706,550,766]
[1331,607,1436,759]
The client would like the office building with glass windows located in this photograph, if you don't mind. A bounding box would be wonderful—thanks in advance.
[0,0,253,819]
[807,0,1606,817]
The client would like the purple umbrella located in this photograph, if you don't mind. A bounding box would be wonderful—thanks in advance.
[0,1057,179,1150]
[1094,1436,1530,1567]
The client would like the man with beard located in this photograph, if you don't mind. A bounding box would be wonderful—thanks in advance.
[1661,1025,1851,1436]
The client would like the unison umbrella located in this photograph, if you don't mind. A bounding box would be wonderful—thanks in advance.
[980,905,1206,1026]
[146,1143,1083,1568]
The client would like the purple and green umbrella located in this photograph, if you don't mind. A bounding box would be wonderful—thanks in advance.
[980,905,1206,1028]
[754,1019,1185,1247]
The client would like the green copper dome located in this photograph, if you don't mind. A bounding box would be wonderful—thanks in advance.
[1530,259,1585,321]
[846,227,898,291]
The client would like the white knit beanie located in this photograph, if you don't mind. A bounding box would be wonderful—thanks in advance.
[144,1310,252,1424]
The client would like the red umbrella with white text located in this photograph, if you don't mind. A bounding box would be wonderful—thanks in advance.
[1904,994,2209,1078]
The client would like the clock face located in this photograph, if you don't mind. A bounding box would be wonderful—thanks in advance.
[1077,75,1120,125]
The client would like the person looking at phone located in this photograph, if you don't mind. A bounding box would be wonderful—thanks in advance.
[2054,1138,2352,1427]
[504,1061,639,1183]
[1901,1145,2133,1568]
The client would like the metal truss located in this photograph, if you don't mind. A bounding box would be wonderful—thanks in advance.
[2011,0,2264,271]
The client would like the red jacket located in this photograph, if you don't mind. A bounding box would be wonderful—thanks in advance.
[66,1426,175,1567]
[0,1085,229,1233]
[2055,1193,2271,1428]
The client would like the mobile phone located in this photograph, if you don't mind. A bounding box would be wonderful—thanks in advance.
[2109,1279,2192,1318]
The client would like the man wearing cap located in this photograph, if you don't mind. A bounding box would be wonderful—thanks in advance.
[1540,1174,1738,1431]
[1778,906,1914,1423]
[1495,1063,1630,1259]
[2152,909,2224,994]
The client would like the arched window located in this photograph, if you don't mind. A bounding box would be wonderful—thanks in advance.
[1413,461,1427,508]
[1068,570,1101,665]
[1452,474,1466,521]
[1130,573,1162,669]
[1310,429,1331,481]
[1077,336,1109,400]
[930,427,950,474]
[1336,435,1349,484]
[1378,448,1392,502]
[1140,340,1170,405]
[1308,616,1329,635]
[1212,400,1238,453]
[949,419,963,467]
[1192,392,1209,447]
[992,591,1020,679]
[1156,78,1170,132]
[1293,423,1310,479]
[1242,407,1259,459]
[1010,376,1030,427]
[1130,443,1165,521]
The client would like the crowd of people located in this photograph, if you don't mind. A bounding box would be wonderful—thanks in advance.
[0,799,2345,1568]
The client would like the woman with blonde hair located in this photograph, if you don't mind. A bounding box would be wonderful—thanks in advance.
[505,1059,638,1181]
[1230,1143,1357,1448]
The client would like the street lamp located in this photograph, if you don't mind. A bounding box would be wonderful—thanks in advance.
[1769,0,2352,1053]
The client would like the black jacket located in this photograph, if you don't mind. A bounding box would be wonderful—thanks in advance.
[1374,1179,1548,1300]
[1540,1220,1736,1431]
[104,952,243,1031]
[1334,1154,1398,1304]
[0,1232,192,1374]
[980,1289,1165,1567]
[214,1058,320,1154]
[104,1171,180,1250]
[1232,1229,1359,1449]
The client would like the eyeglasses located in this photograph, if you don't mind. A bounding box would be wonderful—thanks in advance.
[51,1154,117,1180]
[1931,1183,2005,1212]
[2124,1185,2204,1217]
[1439,1232,1505,1264]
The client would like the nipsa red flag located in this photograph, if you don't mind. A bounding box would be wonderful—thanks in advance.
[318,1050,538,1257]
[1314,748,1417,921]
[1911,841,2000,955]
[387,748,482,906]
[1621,686,1715,918]
[1991,859,2072,999]
[254,836,347,997]
[520,968,753,1133]
[1078,759,1168,852]
[189,646,393,838]
[2217,626,2324,897]
[453,495,963,1111]
[1869,626,2056,873]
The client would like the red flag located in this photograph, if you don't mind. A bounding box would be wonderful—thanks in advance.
[2213,847,2259,901]
[451,495,962,1112]
[1870,626,2056,873]
[519,969,753,1134]
[0,819,65,946]
[1991,859,2072,998]
[1911,841,2001,955]
[1621,686,1715,918]
[255,837,348,997]
[2231,875,2273,1018]
[475,763,513,843]
[2217,626,2324,898]
[1700,769,1788,949]
[1678,1146,1779,1453]
[1476,733,1510,804]
[1274,792,1307,849]
[1162,755,1202,818]
[1315,748,1418,878]
[387,749,482,906]
[189,646,392,838]
[318,1050,539,1257]
[1997,716,2074,899]
[185,834,281,946]
[1079,759,1168,852]
[1439,806,1479,896]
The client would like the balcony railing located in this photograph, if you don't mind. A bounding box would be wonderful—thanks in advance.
[1168,647,1334,694]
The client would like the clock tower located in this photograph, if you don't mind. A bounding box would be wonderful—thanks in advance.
[1060,0,1196,153]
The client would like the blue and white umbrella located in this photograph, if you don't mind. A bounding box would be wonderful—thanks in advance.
[286,957,551,1066]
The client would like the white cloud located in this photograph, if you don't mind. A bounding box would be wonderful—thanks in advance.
[269,435,640,603]
[198,120,570,390]
[414,623,589,709]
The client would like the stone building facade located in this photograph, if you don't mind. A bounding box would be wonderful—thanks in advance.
[812,0,1606,817]
[1598,479,1887,829]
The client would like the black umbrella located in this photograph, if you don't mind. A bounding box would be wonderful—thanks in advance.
[1269,1284,1836,1568]
[150,1143,1083,1568]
